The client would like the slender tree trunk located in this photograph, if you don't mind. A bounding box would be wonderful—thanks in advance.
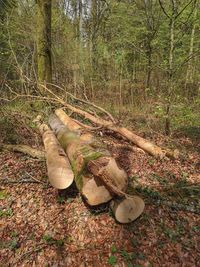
[185,2,198,89]
[165,17,175,136]
[146,41,152,89]
[37,0,52,91]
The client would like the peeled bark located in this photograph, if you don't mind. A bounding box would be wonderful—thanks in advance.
[49,114,128,205]
[37,122,74,189]
[59,105,178,159]
[110,196,145,224]
[1,144,45,159]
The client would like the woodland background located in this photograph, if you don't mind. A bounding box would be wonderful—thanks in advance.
[0,1,200,266]
[0,0,199,136]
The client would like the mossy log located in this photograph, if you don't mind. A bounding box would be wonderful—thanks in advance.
[55,109,145,223]
[49,114,128,205]
[53,110,128,192]
[36,121,74,189]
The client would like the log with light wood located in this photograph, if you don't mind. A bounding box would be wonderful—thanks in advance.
[48,114,128,205]
[54,109,145,223]
[57,106,179,159]
[34,117,74,189]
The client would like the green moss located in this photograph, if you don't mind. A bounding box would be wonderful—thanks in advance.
[58,132,78,149]
[70,145,103,190]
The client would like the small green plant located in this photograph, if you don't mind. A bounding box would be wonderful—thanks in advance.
[0,191,8,200]
[108,244,117,266]
[56,195,66,204]
[42,235,64,247]
[0,208,13,218]
[108,255,117,266]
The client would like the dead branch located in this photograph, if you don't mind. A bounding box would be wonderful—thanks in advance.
[1,144,45,159]
[60,107,178,159]
[47,82,116,123]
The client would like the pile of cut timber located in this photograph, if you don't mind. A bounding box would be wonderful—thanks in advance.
[35,107,178,223]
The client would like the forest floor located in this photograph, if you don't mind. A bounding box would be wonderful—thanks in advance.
[0,103,199,267]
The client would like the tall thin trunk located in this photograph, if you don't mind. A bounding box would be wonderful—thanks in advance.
[185,2,198,88]
[146,41,152,89]
[37,0,52,91]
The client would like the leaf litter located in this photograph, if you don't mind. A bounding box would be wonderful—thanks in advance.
[0,119,199,267]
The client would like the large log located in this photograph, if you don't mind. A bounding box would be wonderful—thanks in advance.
[58,106,178,159]
[49,114,128,205]
[35,120,74,189]
[54,110,128,192]
[54,109,145,223]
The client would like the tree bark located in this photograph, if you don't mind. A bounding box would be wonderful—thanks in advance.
[37,0,52,91]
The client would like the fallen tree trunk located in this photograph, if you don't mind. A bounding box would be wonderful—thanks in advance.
[53,111,145,223]
[35,119,74,190]
[54,110,128,192]
[1,144,45,159]
[58,106,178,159]
[49,114,128,205]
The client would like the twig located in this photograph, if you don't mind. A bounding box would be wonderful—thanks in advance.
[0,178,43,185]
[24,171,44,184]
[72,118,102,131]
[46,82,116,123]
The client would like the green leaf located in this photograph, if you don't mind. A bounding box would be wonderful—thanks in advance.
[111,245,117,254]
[0,191,7,200]
[108,255,117,266]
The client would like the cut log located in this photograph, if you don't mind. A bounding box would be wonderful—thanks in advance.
[53,111,128,192]
[59,105,178,159]
[35,118,74,190]
[1,144,45,159]
[49,114,113,205]
[49,114,128,205]
[110,196,145,223]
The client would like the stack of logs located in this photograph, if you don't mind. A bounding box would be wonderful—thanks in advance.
[35,108,145,223]
[35,107,178,223]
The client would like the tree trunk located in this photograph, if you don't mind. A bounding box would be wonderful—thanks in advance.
[185,2,198,88]
[37,0,52,91]
[36,120,74,189]
[49,113,128,204]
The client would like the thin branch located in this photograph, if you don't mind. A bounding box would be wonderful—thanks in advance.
[175,0,195,19]
[158,0,170,18]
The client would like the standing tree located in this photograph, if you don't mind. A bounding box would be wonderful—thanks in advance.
[36,0,52,92]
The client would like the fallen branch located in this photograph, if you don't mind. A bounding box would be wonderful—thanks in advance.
[47,82,116,123]
[1,144,45,159]
[0,178,44,184]
[60,106,178,159]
